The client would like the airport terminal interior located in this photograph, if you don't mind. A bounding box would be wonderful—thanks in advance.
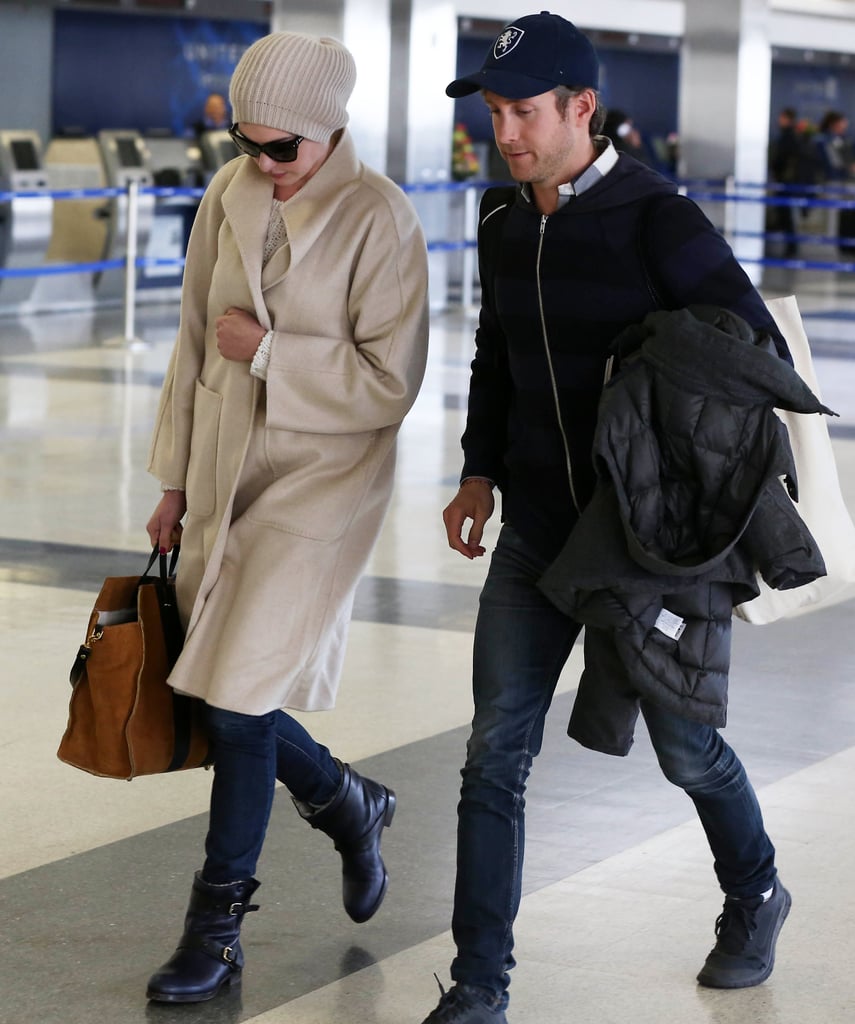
[3,1,855,1023]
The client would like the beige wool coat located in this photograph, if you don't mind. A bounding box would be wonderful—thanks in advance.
[147,132,429,715]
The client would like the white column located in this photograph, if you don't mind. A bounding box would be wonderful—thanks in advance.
[387,0,458,308]
[268,0,390,174]
[679,0,772,284]
[268,0,457,306]
[342,0,392,174]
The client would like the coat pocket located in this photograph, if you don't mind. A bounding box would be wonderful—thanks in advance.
[185,379,223,519]
[249,427,382,542]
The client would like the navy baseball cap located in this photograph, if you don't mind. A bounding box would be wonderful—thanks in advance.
[446,11,599,99]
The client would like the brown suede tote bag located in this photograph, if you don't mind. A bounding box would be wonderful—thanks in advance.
[57,549,210,780]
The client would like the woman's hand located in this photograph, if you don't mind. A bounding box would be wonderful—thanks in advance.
[146,490,187,553]
[215,306,265,362]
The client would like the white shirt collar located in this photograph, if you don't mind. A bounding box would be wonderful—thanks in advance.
[521,137,618,207]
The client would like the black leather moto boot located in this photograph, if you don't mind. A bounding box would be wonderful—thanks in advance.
[146,872,260,1003]
[293,762,395,923]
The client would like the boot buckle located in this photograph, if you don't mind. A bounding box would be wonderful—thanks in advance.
[227,900,259,916]
[222,945,236,964]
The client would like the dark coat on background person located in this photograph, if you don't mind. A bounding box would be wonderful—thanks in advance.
[769,123,816,188]
[538,306,833,756]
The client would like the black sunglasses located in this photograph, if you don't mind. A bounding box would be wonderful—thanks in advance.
[228,124,305,163]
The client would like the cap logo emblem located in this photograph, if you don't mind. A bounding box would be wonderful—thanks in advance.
[493,27,524,59]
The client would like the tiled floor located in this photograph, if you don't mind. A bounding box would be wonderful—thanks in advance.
[2,263,854,1024]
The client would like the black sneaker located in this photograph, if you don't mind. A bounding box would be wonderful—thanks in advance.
[420,980,508,1023]
[697,880,792,988]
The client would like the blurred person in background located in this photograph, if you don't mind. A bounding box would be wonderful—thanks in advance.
[602,107,655,167]
[768,107,807,258]
[192,91,230,137]
[813,109,855,254]
[813,109,855,182]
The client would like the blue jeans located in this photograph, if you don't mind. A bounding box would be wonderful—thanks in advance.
[202,706,342,883]
[451,526,776,1004]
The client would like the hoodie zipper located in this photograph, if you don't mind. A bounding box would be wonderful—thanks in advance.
[535,214,581,515]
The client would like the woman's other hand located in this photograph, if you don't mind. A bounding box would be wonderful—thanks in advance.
[215,306,265,362]
[146,490,187,553]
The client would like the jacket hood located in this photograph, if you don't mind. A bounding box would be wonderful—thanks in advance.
[628,306,836,417]
[529,151,678,216]
[583,152,677,212]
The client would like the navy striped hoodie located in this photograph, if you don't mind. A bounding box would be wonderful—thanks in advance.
[461,153,787,560]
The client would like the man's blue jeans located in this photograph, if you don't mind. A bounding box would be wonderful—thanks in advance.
[202,706,342,883]
[450,526,777,1004]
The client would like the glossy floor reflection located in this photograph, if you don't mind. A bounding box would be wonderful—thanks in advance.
[2,272,855,1024]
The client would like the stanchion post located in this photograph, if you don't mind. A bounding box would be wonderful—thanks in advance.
[123,179,145,347]
[106,179,146,348]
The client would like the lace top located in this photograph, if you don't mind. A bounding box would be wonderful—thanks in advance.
[263,198,288,266]
[251,199,289,381]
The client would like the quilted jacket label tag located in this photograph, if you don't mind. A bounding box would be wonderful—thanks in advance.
[654,608,686,641]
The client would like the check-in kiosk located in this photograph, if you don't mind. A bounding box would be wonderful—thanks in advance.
[145,133,205,189]
[141,133,205,294]
[198,130,239,180]
[0,130,53,309]
[30,135,105,313]
[94,130,155,301]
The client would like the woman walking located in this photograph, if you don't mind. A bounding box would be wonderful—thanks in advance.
[144,31,429,1003]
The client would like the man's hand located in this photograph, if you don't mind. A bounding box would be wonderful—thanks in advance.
[146,489,187,553]
[215,306,265,362]
[442,480,495,559]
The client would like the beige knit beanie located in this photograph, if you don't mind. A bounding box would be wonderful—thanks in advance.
[229,33,356,143]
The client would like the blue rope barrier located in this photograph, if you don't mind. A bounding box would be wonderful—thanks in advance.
[678,178,855,196]
[426,240,476,253]
[142,186,206,199]
[732,228,855,248]
[400,179,491,195]
[3,179,854,204]
[139,256,187,268]
[0,256,187,278]
[737,254,855,271]
[0,245,474,276]
[0,185,206,202]
[0,259,126,277]
[684,189,855,209]
[2,180,855,282]
[724,180,855,196]
[3,180,853,208]
[0,187,122,201]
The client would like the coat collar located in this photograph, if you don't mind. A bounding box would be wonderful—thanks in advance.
[220,131,363,299]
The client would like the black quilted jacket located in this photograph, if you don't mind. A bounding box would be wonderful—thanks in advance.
[538,306,833,756]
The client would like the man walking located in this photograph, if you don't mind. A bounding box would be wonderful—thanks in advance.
[421,13,792,1023]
